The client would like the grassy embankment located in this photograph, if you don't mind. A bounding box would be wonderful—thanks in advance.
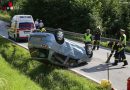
[0,36,107,90]
[0,11,11,22]
[0,55,42,90]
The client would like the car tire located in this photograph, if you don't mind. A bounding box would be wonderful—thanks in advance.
[54,30,65,45]
[88,51,93,58]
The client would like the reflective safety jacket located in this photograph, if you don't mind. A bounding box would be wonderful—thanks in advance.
[120,34,126,46]
[84,33,92,42]
[40,28,46,32]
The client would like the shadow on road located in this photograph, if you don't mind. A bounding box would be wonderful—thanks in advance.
[81,63,126,73]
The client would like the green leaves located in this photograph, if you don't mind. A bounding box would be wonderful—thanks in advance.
[9,0,130,40]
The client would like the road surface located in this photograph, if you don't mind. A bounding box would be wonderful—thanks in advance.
[0,20,130,90]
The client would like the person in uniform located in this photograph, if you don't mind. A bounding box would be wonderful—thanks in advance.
[106,40,128,66]
[84,29,93,55]
[118,29,128,66]
[93,26,101,50]
[84,29,93,44]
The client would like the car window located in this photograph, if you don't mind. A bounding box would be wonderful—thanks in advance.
[19,22,34,29]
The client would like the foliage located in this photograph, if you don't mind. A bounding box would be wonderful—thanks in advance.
[0,11,11,22]
[2,0,130,40]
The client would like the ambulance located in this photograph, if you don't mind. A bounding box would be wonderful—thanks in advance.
[8,15,36,41]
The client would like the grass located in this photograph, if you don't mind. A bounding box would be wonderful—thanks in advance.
[125,46,130,52]
[100,41,130,53]
[0,37,107,90]
[0,55,42,90]
[0,11,11,22]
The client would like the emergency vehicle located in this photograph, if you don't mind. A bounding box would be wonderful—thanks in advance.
[8,15,36,41]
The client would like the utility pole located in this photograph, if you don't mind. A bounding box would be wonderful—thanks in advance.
[107,53,110,81]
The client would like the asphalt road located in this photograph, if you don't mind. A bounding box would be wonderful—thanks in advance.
[0,20,130,90]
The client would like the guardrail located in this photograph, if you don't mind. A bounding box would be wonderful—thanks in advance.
[46,27,130,46]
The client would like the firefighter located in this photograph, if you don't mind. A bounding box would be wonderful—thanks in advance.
[119,29,126,47]
[106,41,128,66]
[119,29,128,66]
[84,29,93,55]
[93,26,101,50]
[105,41,118,63]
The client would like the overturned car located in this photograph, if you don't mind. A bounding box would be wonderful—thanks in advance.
[28,31,93,67]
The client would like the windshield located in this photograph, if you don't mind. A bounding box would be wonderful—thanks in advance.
[19,22,34,29]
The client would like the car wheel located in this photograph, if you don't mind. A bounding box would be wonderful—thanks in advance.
[88,51,93,58]
[54,30,65,45]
